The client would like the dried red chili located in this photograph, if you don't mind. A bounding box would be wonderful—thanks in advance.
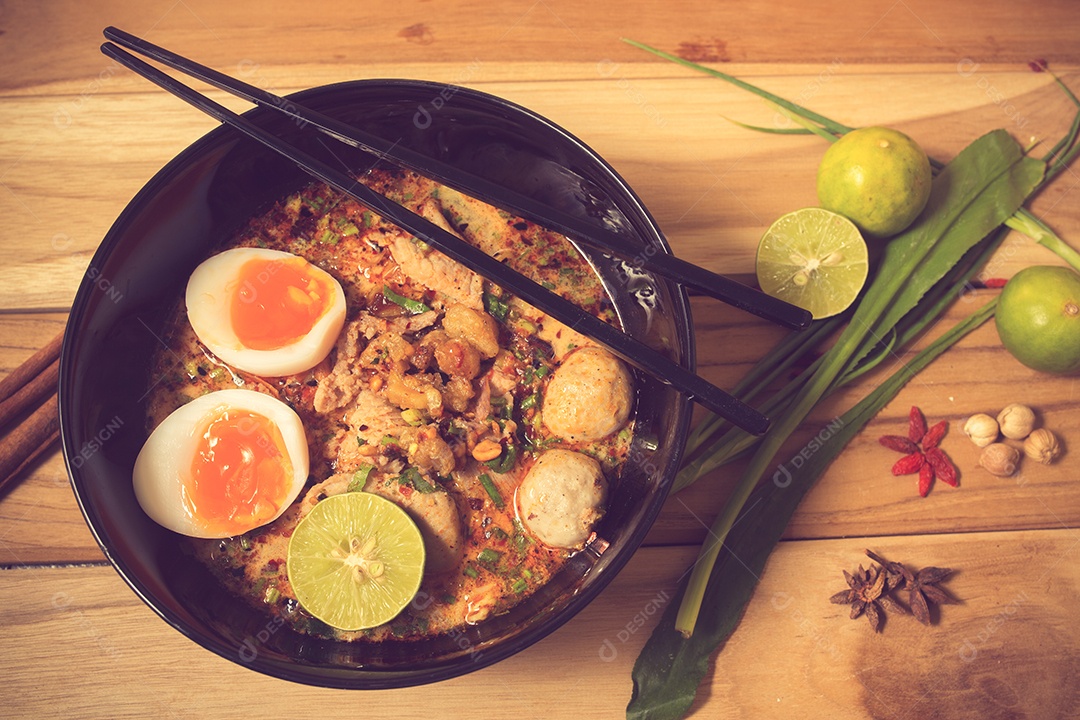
[880,406,959,496]
[908,406,928,444]
[925,447,958,487]
[918,463,934,497]
[892,452,925,476]
[922,421,947,449]
[879,435,919,454]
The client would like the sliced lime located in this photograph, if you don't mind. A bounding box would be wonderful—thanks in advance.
[287,492,425,631]
[755,208,869,319]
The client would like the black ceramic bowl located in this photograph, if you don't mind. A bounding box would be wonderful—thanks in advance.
[59,80,694,688]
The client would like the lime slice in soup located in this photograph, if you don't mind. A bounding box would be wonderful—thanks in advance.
[755,207,869,320]
[287,492,425,631]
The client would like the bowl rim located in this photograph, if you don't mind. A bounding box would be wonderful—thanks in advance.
[59,77,695,688]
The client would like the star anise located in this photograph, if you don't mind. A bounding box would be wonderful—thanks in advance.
[864,549,909,590]
[865,549,958,625]
[904,565,957,624]
[828,564,905,632]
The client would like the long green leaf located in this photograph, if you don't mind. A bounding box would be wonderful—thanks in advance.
[627,298,997,720]
[722,116,815,135]
[620,39,854,136]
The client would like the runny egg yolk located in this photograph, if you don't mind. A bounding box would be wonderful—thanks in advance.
[231,256,335,351]
[184,407,294,536]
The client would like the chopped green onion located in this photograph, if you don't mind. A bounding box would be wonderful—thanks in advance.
[361,210,374,227]
[489,396,511,420]
[400,408,425,426]
[513,532,530,552]
[477,548,502,565]
[317,229,339,245]
[382,285,431,315]
[479,473,505,509]
[541,280,555,290]
[534,364,550,378]
[397,466,437,493]
[239,536,252,552]
[520,393,538,411]
[485,443,518,474]
[511,578,528,593]
[340,222,360,237]
[356,436,368,446]
[263,586,280,604]
[440,594,457,605]
[483,292,510,321]
[380,435,398,446]
[464,566,479,578]
[347,464,375,492]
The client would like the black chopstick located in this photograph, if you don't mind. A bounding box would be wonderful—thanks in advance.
[100,40,770,436]
[102,26,810,333]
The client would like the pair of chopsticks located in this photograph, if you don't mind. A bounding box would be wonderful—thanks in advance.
[0,332,63,495]
[101,27,810,435]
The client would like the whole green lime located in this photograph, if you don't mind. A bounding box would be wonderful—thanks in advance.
[817,127,932,238]
[995,266,1080,375]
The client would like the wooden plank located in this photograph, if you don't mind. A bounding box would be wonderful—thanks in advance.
[1,69,1075,311]
[2,530,1077,718]
[0,0,1078,97]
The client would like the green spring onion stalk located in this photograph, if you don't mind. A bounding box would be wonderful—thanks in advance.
[382,285,432,314]
[1006,212,1080,273]
[628,297,999,720]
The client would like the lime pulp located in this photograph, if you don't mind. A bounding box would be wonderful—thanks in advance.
[287,492,425,631]
[755,208,869,320]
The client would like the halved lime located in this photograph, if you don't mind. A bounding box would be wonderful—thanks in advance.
[755,208,869,319]
[287,492,425,631]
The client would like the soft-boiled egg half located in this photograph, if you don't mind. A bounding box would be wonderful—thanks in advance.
[134,389,309,538]
[186,247,346,376]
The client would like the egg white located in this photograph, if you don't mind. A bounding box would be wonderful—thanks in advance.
[133,389,310,538]
[185,247,346,376]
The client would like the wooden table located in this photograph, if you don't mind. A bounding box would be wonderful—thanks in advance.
[3,2,1079,717]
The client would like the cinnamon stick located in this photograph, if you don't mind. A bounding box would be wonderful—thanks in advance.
[0,393,60,494]
[0,330,63,404]
[0,357,60,433]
